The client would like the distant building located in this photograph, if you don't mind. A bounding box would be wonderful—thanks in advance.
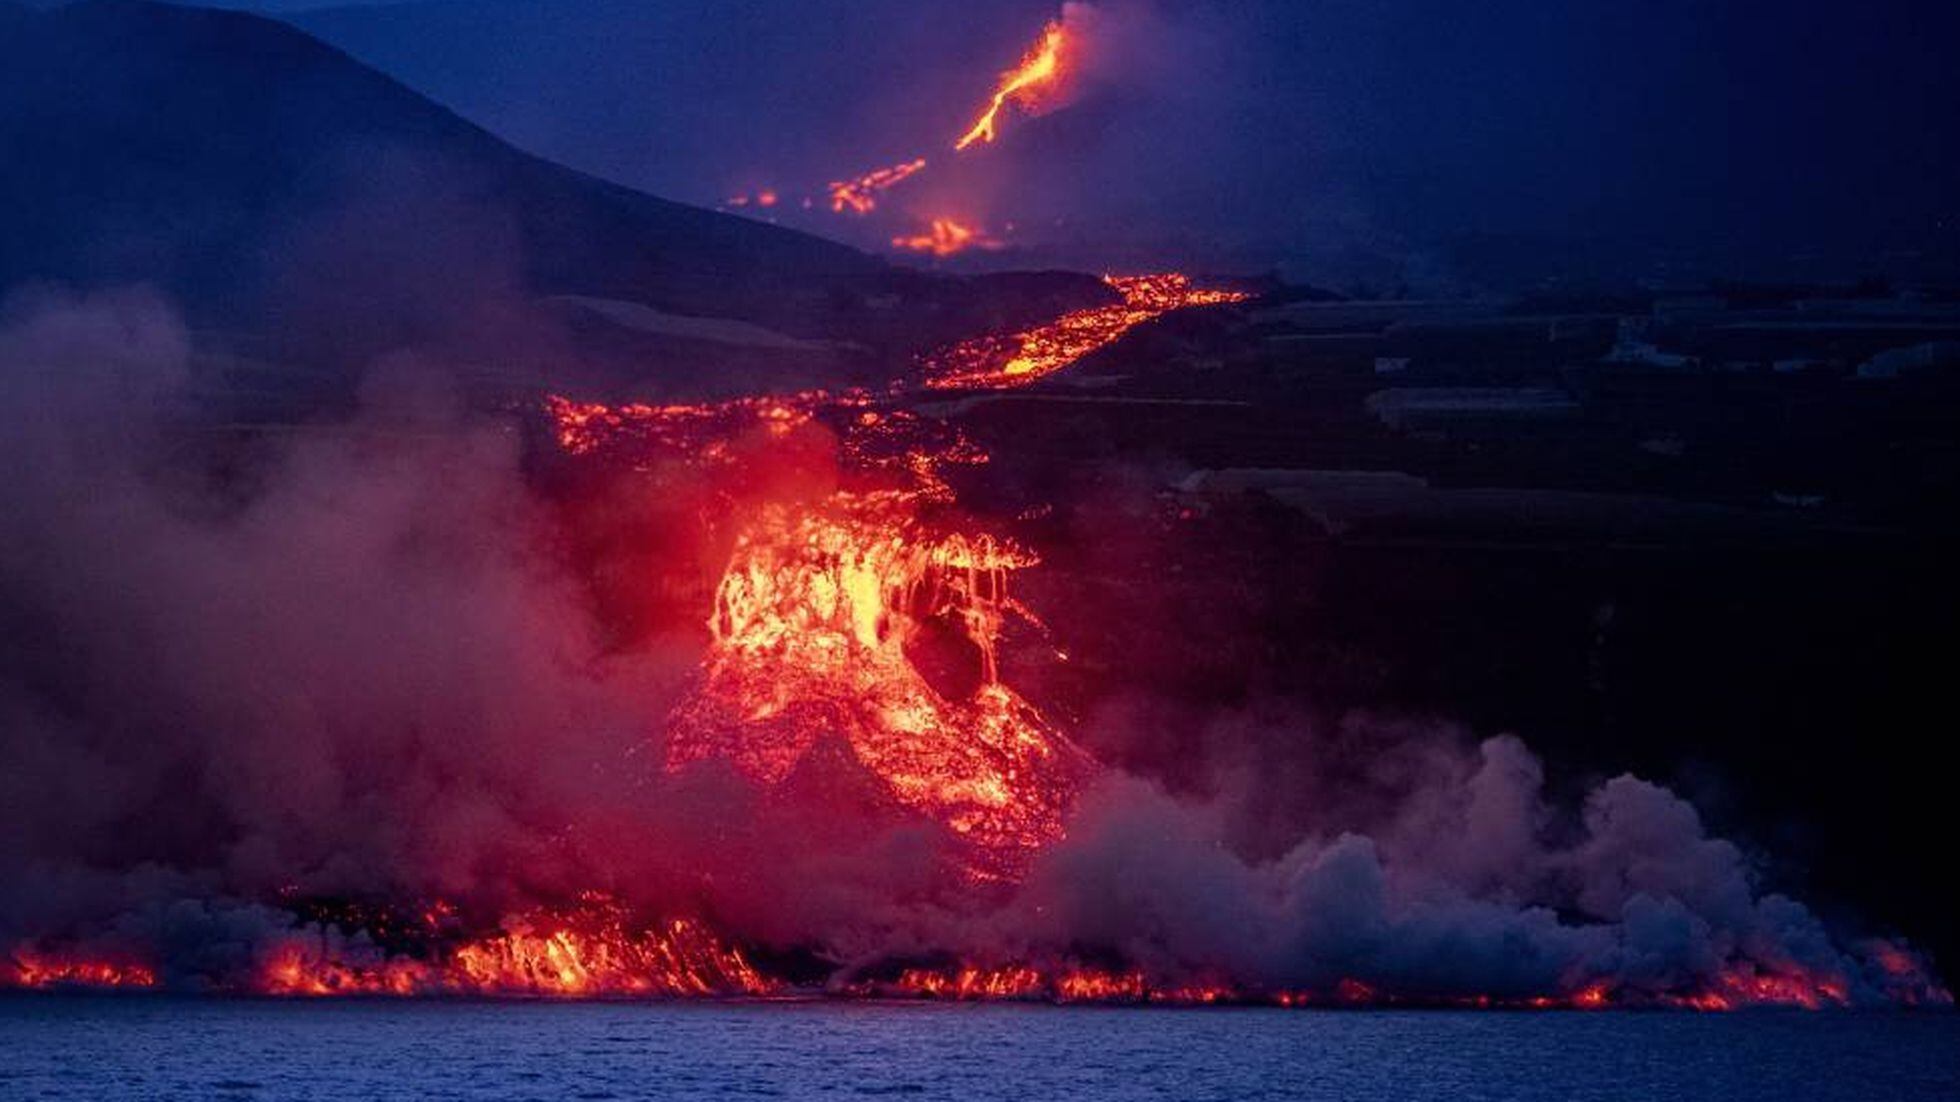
[1653,295,1729,320]
[1365,387,1582,432]
[1605,336,1694,370]
[1857,341,1960,379]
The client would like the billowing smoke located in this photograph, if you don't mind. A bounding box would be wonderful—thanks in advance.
[1004,738,1925,1004]
[0,289,1945,1007]
[0,288,684,943]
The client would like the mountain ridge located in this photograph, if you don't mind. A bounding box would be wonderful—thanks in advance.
[0,0,929,378]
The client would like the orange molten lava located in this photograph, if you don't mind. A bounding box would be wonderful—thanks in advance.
[956,21,1072,151]
[544,393,817,458]
[3,952,158,990]
[895,966,1201,1003]
[829,158,929,214]
[891,218,1000,257]
[1655,965,1851,1011]
[259,902,776,998]
[878,966,1227,1005]
[666,489,1086,869]
[923,273,1251,389]
[540,280,1245,867]
[878,962,1893,1010]
[811,15,1078,227]
[541,388,1089,875]
[518,295,1954,1010]
[884,965,1232,1004]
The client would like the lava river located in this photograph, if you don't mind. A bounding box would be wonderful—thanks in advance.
[4,275,1949,1011]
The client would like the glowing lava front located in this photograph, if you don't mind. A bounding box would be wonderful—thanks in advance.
[11,274,1946,1012]
[922,273,1251,389]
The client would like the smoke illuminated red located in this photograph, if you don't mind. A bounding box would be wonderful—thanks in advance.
[4,276,1950,1014]
[891,218,1001,257]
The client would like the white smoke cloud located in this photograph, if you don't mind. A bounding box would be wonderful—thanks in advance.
[997,735,1942,1004]
[0,289,1944,1005]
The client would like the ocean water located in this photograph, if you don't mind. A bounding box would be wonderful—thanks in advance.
[1,996,1955,1101]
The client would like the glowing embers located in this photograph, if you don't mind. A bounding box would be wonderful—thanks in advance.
[1657,966,1850,1012]
[873,963,1908,1010]
[541,393,991,501]
[838,408,992,503]
[258,900,777,998]
[883,966,1207,1004]
[829,158,929,215]
[891,218,1002,258]
[957,20,1073,150]
[544,393,820,459]
[922,273,1252,390]
[2,951,158,991]
[666,490,1087,869]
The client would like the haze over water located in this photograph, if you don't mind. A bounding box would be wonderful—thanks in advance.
[3,997,1955,1101]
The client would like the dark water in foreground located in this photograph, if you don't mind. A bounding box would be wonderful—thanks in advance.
[1,996,1955,1101]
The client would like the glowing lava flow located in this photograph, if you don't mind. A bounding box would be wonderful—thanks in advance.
[829,158,930,215]
[17,280,1950,1010]
[923,273,1251,389]
[867,958,1929,1009]
[665,489,1085,869]
[891,218,1001,257]
[10,934,1946,1008]
[541,384,1092,876]
[799,14,1076,248]
[541,276,1249,869]
[259,907,777,999]
[2,953,158,990]
[956,20,1072,150]
[543,393,818,458]
[880,966,1217,1004]
[2,897,777,998]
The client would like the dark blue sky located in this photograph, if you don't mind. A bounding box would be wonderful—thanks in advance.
[178,0,1960,287]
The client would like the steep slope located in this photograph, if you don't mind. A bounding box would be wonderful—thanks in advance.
[0,1,907,366]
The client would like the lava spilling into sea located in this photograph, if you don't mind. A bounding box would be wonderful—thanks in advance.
[3,275,1949,1011]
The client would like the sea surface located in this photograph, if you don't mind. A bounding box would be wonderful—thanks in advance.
[1,996,1955,1101]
